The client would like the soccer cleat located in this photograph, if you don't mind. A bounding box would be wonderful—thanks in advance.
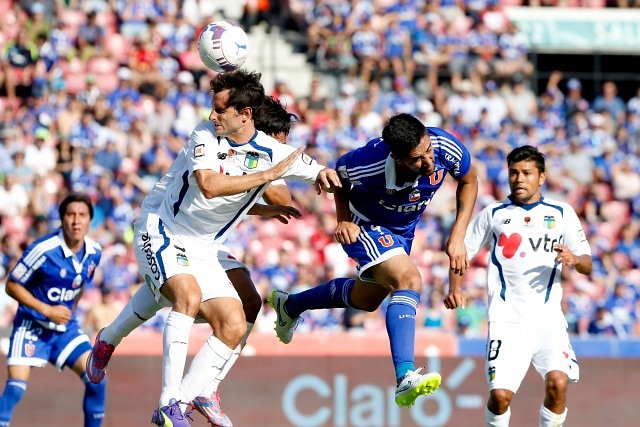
[394,368,442,407]
[85,328,115,384]
[268,289,301,344]
[190,390,233,427]
[151,398,193,427]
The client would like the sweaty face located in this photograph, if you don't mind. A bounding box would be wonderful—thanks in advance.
[395,135,435,177]
[209,89,246,137]
[508,160,545,205]
[62,201,91,246]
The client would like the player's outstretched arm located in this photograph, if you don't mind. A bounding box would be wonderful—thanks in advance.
[262,184,292,205]
[315,168,341,194]
[446,165,479,276]
[247,204,302,224]
[444,270,466,310]
[195,147,304,198]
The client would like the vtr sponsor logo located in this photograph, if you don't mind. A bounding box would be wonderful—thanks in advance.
[141,233,161,281]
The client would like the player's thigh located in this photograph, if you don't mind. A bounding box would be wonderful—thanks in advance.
[217,246,259,307]
[485,321,532,393]
[532,319,579,382]
[350,278,390,311]
[368,253,422,290]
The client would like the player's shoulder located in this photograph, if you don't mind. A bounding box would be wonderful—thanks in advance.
[28,231,63,253]
[540,197,575,213]
[85,235,102,255]
[190,121,218,143]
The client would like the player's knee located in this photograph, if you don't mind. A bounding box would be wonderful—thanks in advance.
[392,271,422,292]
[545,371,569,397]
[488,389,513,413]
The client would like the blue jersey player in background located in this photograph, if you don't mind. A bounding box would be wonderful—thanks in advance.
[269,113,477,408]
[0,193,106,427]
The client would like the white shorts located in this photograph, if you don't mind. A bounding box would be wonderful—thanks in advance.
[485,313,579,393]
[133,212,239,306]
[217,245,249,273]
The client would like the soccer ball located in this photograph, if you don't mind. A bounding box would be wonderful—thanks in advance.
[197,20,249,72]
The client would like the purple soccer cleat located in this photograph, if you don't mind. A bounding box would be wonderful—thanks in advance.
[151,398,193,427]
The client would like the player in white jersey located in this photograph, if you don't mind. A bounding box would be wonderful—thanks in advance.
[445,145,592,427]
[87,95,300,426]
[86,70,340,427]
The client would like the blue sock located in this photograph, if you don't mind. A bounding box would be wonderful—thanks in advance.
[386,290,420,382]
[286,278,356,318]
[82,372,106,427]
[0,379,27,425]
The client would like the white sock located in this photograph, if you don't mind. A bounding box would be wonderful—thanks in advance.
[486,406,511,427]
[159,311,194,407]
[179,335,234,403]
[101,285,162,346]
[200,322,254,397]
[539,405,567,427]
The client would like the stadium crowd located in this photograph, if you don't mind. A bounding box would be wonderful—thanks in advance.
[0,0,639,345]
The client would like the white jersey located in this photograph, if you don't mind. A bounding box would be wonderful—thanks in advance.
[466,196,591,322]
[147,121,323,247]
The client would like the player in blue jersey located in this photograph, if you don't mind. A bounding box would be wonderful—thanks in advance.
[445,145,591,427]
[269,113,478,408]
[0,193,106,427]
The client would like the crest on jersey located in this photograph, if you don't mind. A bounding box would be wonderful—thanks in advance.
[87,261,96,278]
[244,151,259,169]
[25,342,35,357]
[60,268,67,278]
[488,366,496,382]
[72,274,82,289]
[543,215,556,229]
[522,216,533,228]
[409,190,420,202]
[176,253,189,266]
[194,144,205,158]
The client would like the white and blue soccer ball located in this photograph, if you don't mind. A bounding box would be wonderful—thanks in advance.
[197,20,249,73]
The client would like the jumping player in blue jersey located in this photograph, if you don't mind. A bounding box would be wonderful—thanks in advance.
[0,193,106,426]
[269,113,477,408]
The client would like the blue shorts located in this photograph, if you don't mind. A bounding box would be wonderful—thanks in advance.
[7,315,91,370]
[342,223,412,282]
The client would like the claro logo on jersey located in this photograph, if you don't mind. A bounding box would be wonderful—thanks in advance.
[141,232,161,281]
[47,287,82,302]
[378,198,430,213]
[498,232,563,258]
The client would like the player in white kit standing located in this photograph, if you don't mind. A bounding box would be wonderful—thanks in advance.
[87,70,339,427]
[445,145,592,427]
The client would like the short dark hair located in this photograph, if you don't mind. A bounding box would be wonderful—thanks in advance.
[254,96,298,137]
[507,145,546,173]
[58,193,94,219]
[209,69,265,116]
[381,113,427,158]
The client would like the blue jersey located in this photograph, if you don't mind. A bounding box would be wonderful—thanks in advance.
[9,230,101,331]
[336,127,471,238]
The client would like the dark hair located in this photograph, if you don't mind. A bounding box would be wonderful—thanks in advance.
[254,96,298,137]
[58,193,94,219]
[210,69,265,116]
[381,113,427,158]
[506,145,546,173]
